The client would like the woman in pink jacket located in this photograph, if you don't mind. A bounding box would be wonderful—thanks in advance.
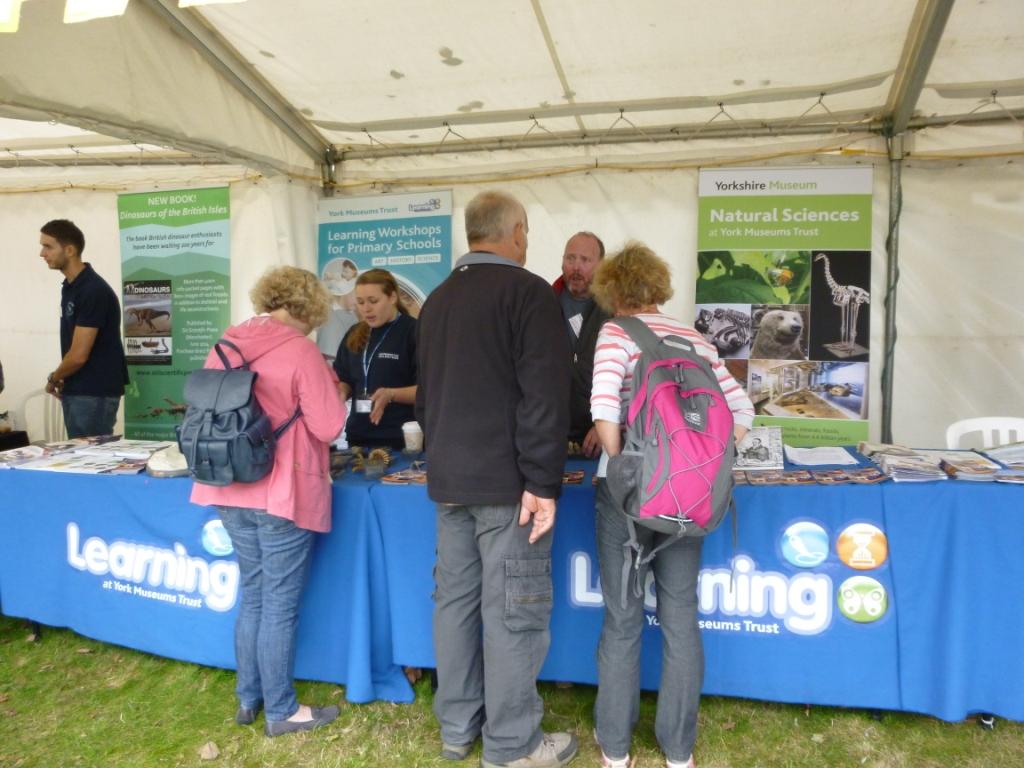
[191,266,347,737]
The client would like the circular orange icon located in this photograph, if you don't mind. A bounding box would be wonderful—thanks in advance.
[836,523,888,570]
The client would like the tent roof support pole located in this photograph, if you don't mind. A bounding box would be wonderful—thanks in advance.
[139,0,328,166]
[323,146,339,196]
[335,106,1024,161]
[881,134,905,444]
[529,0,584,134]
[886,0,956,135]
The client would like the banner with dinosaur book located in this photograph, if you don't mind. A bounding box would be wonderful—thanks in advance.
[118,187,231,439]
[695,168,872,447]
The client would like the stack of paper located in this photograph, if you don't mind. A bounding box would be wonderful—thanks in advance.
[985,441,1024,470]
[17,454,149,475]
[0,445,47,469]
[72,439,173,460]
[878,454,948,482]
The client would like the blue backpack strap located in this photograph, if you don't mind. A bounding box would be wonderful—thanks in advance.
[273,407,303,439]
[213,337,301,436]
[213,338,249,370]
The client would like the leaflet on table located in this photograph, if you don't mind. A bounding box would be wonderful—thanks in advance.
[983,441,1024,469]
[784,445,858,466]
[71,439,173,460]
[16,454,149,474]
[0,445,47,469]
[736,426,784,471]
[0,440,89,468]
[856,441,916,459]
[734,466,887,485]
[877,454,948,482]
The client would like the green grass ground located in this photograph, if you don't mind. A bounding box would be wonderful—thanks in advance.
[1,615,1021,768]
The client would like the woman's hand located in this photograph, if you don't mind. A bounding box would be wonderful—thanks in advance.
[369,387,393,425]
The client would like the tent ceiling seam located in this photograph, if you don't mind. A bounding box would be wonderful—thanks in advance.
[530,0,584,134]
[312,72,893,134]
[0,100,293,174]
[334,105,1022,161]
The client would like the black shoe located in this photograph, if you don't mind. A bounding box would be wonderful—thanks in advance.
[978,714,996,731]
[264,705,340,737]
[235,703,263,725]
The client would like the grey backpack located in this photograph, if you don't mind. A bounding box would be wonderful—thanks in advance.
[177,339,300,487]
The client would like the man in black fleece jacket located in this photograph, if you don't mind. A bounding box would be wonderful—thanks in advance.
[416,191,576,768]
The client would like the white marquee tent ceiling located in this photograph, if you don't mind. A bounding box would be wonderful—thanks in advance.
[1,0,1022,180]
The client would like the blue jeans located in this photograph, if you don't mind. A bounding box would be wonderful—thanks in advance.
[61,395,120,438]
[593,480,704,763]
[218,506,315,722]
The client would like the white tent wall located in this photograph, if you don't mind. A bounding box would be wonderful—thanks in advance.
[1,154,1021,449]
[892,161,1024,447]
[0,174,319,439]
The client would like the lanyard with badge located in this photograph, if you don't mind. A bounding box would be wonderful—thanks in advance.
[355,320,397,414]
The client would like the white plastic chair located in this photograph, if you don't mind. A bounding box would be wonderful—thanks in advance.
[945,417,1024,450]
[14,387,67,443]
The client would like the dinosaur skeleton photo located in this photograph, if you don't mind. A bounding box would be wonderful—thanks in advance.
[815,253,869,358]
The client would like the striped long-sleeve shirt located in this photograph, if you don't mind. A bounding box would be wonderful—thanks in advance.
[591,313,755,430]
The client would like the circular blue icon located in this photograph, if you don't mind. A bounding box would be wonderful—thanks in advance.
[202,519,234,556]
[780,521,829,567]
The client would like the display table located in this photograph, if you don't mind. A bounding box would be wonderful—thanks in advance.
[372,465,1024,722]
[0,470,411,704]
[1,465,1021,721]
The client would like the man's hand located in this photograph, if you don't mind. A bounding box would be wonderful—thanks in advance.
[519,490,556,544]
[734,425,749,444]
[45,375,63,398]
[582,426,602,458]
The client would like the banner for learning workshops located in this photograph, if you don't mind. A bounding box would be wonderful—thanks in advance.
[118,187,230,439]
[695,168,872,447]
[316,190,452,360]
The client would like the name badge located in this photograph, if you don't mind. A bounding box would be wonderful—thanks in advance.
[356,398,373,414]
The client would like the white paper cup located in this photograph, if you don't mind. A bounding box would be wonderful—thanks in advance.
[402,421,423,452]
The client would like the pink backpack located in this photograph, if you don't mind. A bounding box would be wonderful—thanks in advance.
[605,316,736,605]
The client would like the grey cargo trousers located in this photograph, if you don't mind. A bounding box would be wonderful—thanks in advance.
[433,502,553,764]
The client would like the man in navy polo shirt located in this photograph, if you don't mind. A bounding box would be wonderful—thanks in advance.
[39,219,129,438]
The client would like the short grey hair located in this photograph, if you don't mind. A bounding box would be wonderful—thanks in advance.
[465,190,525,244]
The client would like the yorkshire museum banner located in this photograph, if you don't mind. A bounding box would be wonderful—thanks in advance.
[695,167,872,447]
[316,191,453,361]
[118,187,231,439]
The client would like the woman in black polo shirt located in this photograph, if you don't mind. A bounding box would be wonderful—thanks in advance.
[333,269,417,449]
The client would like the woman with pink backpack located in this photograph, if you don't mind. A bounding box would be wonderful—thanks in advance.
[589,242,754,768]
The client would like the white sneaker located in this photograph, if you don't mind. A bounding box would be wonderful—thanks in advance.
[593,729,631,768]
[666,756,695,768]
[600,752,632,768]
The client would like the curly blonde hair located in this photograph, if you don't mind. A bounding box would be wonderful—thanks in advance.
[250,266,330,328]
[591,241,674,313]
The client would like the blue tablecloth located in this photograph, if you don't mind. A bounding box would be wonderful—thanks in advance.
[0,470,411,704]
[372,465,1024,722]
[373,467,901,711]
[2,465,1021,721]
[882,481,1024,721]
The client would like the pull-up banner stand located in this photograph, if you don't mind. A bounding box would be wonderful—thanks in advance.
[118,187,231,439]
[695,167,873,447]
